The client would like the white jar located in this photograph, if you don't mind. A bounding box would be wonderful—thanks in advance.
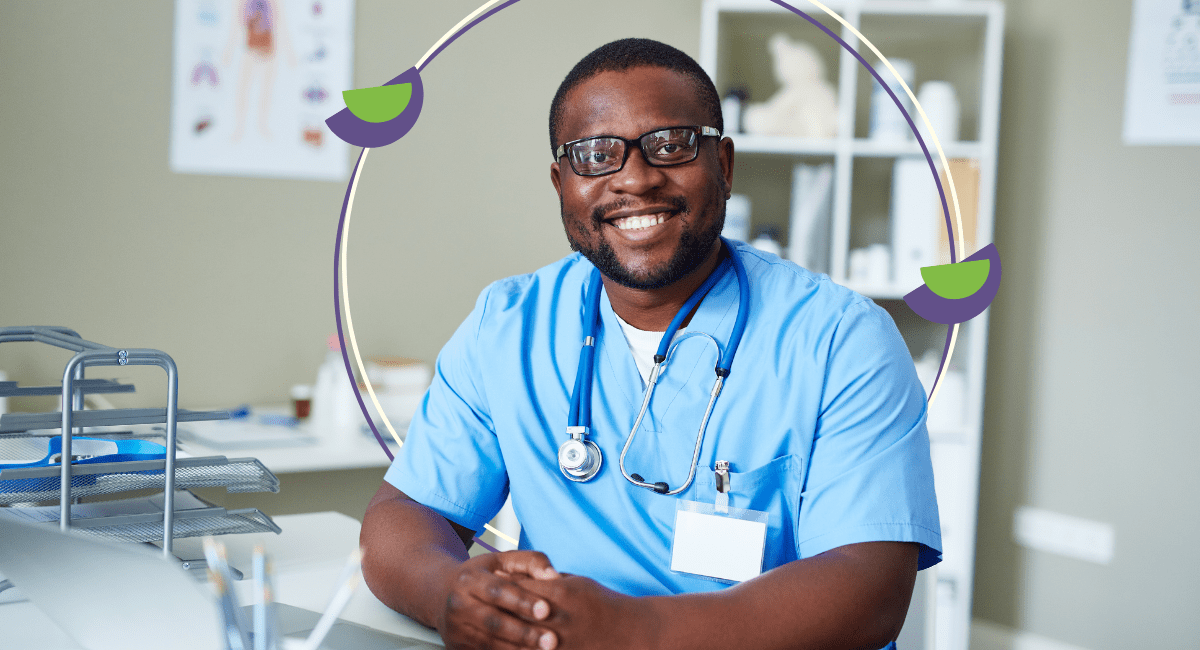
[916,81,960,145]
[869,59,916,141]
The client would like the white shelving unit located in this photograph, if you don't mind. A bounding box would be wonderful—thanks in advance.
[700,2,1004,649]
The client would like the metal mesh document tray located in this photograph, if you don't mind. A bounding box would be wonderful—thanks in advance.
[0,378,135,397]
[0,408,229,436]
[0,326,274,556]
[69,507,281,544]
[0,456,280,505]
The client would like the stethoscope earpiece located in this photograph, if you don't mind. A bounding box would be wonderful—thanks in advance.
[631,474,670,494]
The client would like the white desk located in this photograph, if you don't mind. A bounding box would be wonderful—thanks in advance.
[0,512,444,649]
[177,409,398,474]
[177,411,522,551]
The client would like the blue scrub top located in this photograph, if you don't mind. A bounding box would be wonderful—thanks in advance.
[387,243,941,599]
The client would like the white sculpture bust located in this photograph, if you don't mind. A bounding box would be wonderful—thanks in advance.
[743,33,839,138]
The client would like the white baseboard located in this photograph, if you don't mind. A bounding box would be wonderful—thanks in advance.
[970,619,1092,650]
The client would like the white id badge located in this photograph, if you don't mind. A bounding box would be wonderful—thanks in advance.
[669,500,769,583]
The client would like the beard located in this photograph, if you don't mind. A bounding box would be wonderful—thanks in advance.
[562,195,726,291]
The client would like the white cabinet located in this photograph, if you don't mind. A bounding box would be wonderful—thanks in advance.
[700,2,1005,649]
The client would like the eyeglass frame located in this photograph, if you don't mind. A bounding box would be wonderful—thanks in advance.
[554,125,722,177]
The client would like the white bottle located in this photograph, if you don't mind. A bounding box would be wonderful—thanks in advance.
[722,194,752,243]
[310,334,359,442]
[869,58,916,141]
[915,81,960,146]
[721,94,743,134]
[750,228,784,258]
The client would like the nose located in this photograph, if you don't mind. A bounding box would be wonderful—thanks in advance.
[608,146,667,195]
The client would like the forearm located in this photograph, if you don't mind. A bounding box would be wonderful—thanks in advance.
[643,543,917,650]
[359,485,471,629]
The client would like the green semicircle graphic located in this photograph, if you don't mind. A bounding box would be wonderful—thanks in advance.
[342,84,413,123]
[920,259,991,299]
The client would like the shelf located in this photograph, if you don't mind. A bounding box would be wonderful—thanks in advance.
[711,0,853,13]
[852,138,981,159]
[858,1,995,19]
[730,133,838,155]
[711,0,994,18]
[0,407,230,435]
[702,3,1004,648]
[729,135,982,160]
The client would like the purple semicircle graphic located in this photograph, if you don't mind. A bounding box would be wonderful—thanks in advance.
[326,67,425,148]
[903,243,1002,325]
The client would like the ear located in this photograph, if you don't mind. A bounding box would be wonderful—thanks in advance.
[550,160,564,200]
[717,136,735,197]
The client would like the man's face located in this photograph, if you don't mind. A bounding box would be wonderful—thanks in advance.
[550,67,734,290]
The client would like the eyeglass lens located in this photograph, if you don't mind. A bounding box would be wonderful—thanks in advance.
[567,128,699,176]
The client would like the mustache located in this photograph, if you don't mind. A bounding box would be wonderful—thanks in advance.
[589,195,689,225]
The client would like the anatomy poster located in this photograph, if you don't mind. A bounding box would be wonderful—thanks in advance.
[170,0,355,180]
[1123,0,1200,145]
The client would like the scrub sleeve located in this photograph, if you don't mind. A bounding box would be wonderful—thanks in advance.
[385,286,510,531]
[793,298,942,570]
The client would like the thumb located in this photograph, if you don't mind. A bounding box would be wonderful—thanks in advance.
[495,551,559,580]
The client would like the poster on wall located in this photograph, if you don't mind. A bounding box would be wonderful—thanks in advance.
[1123,0,1200,145]
[169,0,355,180]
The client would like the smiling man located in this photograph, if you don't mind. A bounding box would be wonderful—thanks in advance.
[360,39,940,650]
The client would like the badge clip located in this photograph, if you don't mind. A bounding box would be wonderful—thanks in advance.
[714,460,730,514]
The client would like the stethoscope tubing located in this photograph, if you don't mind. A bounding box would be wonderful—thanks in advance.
[619,331,726,495]
[566,239,750,494]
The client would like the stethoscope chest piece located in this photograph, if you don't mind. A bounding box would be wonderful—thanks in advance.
[558,427,603,482]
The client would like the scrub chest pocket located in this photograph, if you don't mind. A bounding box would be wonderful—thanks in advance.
[693,454,804,572]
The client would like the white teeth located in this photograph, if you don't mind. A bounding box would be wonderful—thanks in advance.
[615,214,667,230]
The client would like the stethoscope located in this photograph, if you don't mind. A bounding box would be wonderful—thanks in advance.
[558,240,750,495]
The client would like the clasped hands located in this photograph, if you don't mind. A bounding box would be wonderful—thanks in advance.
[437,550,652,650]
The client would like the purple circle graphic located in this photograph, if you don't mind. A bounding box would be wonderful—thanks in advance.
[326,67,425,148]
[332,1,974,460]
[903,244,1002,324]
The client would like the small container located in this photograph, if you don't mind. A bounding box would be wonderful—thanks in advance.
[291,384,313,419]
[750,227,784,258]
[865,244,892,286]
[869,58,916,141]
[722,194,752,242]
[366,357,432,394]
[915,81,960,145]
[721,88,748,134]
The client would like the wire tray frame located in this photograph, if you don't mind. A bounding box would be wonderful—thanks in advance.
[68,508,281,544]
[0,457,279,505]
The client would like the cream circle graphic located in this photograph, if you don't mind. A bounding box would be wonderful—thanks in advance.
[327,1,987,513]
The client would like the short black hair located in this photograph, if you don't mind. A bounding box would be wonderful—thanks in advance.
[548,38,723,153]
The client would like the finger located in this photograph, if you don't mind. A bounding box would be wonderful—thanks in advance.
[457,603,558,650]
[468,570,552,623]
[494,551,559,580]
[512,575,568,606]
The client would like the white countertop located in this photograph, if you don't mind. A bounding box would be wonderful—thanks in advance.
[177,407,399,474]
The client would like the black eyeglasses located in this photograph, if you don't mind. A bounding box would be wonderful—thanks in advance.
[555,125,721,177]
